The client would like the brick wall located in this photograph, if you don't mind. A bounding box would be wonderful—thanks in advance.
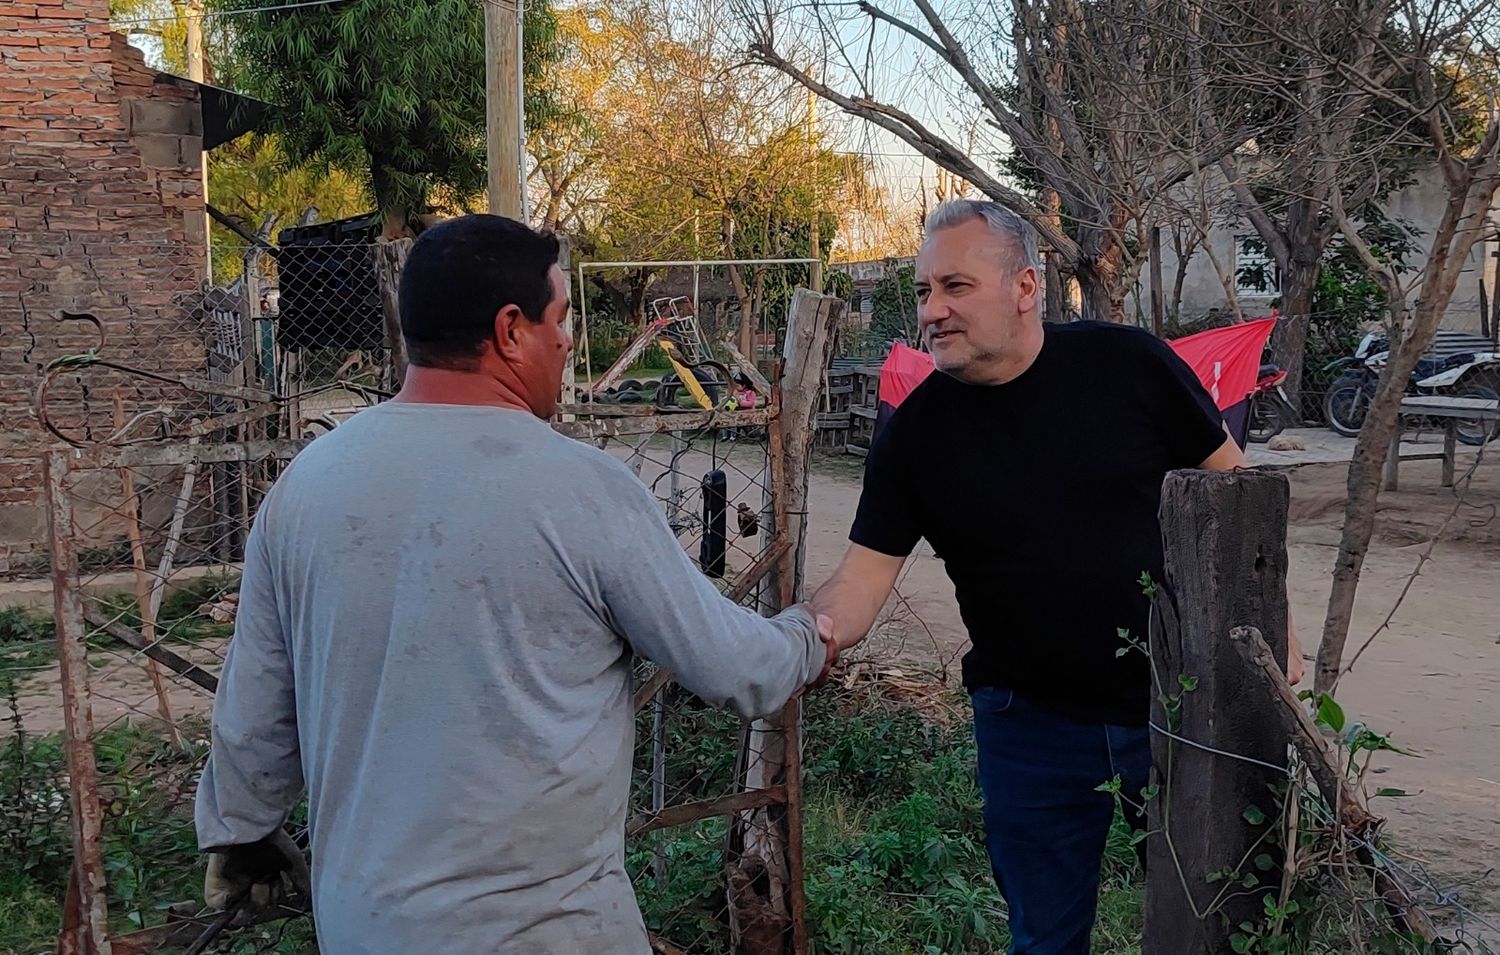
[0,1,209,574]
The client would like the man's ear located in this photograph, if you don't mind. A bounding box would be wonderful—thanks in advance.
[492,304,528,360]
[1015,266,1039,313]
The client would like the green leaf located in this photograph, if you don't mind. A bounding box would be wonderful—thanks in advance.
[1178,674,1199,692]
[1243,805,1267,825]
[1242,872,1258,888]
[1254,853,1276,871]
[1116,647,1131,657]
[1315,693,1346,733]
[1374,787,1411,798]
[1231,932,1256,953]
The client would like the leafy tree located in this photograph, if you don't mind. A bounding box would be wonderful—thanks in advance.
[217,0,562,236]
[530,0,873,351]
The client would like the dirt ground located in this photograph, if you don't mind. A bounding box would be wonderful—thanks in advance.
[8,433,1497,938]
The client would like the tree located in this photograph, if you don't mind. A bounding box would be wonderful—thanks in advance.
[217,0,561,237]
[739,0,1258,322]
[529,0,871,350]
[1312,14,1500,692]
[205,132,368,274]
[1171,0,1468,402]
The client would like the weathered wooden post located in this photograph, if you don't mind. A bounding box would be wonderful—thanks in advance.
[728,288,844,955]
[375,238,412,391]
[1145,468,1291,953]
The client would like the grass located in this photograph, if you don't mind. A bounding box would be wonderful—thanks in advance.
[0,607,58,696]
[2,662,1432,954]
[0,574,242,695]
[626,683,1146,954]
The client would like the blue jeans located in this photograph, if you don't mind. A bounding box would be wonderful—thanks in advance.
[971,687,1151,955]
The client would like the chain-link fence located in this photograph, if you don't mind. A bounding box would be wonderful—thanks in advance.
[14,239,830,952]
[595,429,807,953]
[574,260,818,387]
[1,234,403,579]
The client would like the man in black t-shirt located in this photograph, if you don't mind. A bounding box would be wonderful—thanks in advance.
[812,200,1304,955]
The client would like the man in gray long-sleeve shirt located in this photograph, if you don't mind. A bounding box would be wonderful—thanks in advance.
[194,214,835,953]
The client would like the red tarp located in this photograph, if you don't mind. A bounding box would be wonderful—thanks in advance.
[877,342,935,408]
[1164,318,1277,412]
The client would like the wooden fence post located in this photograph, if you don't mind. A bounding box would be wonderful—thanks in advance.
[1145,468,1291,954]
[729,288,844,955]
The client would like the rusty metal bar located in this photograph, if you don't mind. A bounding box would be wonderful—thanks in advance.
[554,402,662,417]
[626,785,787,838]
[782,695,809,951]
[176,400,285,439]
[45,450,112,955]
[726,537,792,606]
[81,607,219,694]
[59,438,308,471]
[550,408,771,440]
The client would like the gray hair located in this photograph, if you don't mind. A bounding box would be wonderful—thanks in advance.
[924,200,1041,273]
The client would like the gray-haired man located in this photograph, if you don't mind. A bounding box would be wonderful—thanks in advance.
[810,200,1302,954]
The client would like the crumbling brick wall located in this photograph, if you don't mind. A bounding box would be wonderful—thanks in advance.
[0,2,209,574]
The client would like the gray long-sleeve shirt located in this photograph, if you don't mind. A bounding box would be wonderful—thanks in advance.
[194,402,824,953]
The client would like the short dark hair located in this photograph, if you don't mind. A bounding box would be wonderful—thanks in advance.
[398,214,561,370]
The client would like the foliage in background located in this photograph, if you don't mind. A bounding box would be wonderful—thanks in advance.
[620,684,1146,953]
[867,264,920,342]
[205,133,369,283]
[215,0,562,235]
[3,643,1462,952]
[533,0,863,340]
[1237,213,1419,419]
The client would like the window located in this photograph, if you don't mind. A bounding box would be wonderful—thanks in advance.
[1235,235,1278,295]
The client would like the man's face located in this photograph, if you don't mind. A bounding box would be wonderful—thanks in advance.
[914,217,1037,384]
[510,265,573,417]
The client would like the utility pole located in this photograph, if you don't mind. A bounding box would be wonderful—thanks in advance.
[806,87,823,293]
[182,0,212,279]
[485,0,524,219]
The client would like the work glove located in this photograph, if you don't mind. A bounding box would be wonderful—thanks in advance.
[203,828,311,922]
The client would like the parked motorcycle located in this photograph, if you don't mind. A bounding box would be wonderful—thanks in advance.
[1247,363,1300,443]
[1322,330,1500,445]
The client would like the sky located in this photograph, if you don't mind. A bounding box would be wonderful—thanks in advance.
[114,0,1010,258]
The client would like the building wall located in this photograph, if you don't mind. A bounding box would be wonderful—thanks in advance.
[0,2,208,573]
[1146,165,1497,334]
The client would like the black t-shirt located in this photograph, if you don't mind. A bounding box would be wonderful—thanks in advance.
[850,321,1227,726]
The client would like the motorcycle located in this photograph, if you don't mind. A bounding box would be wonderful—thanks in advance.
[1247,363,1300,443]
[1322,330,1500,446]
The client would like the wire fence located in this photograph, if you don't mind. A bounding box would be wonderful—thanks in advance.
[38,421,804,953]
[10,228,821,952]
[10,231,1498,952]
[574,261,820,386]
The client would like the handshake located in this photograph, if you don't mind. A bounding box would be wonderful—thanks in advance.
[806,607,872,691]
